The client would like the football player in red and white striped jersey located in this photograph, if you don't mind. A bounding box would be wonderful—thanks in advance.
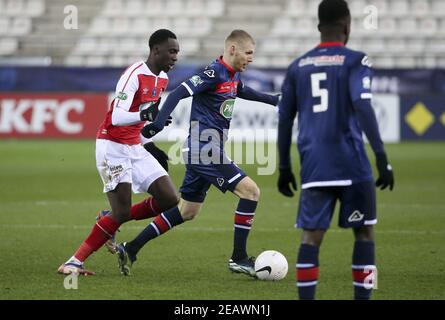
[58,29,182,276]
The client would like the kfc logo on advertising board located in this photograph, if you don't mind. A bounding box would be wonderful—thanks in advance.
[0,93,108,138]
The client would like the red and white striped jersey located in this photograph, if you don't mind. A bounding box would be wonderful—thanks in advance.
[97,61,169,145]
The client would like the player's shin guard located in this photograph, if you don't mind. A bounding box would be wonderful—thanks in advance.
[126,206,184,255]
[130,196,162,220]
[74,215,120,262]
[231,199,257,261]
[352,240,376,300]
[296,244,320,300]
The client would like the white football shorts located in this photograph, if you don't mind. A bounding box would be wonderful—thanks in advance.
[96,139,168,193]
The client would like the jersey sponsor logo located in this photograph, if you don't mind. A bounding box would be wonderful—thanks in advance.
[217,177,225,186]
[361,56,373,67]
[142,88,149,95]
[203,69,215,78]
[299,55,345,67]
[220,99,235,119]
[116,92,128,100]
[109,164,124,177]
[348,210,364,222]
[190,75,204,87]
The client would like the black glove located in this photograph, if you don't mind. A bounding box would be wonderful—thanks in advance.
[165,116,173,126]
[141,122,161,138]
[140,99,161,122]
[277,167,297,197]
[143,142,169,172]
[375,152,394,191]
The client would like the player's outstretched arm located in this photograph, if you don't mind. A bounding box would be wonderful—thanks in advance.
[354,99,394,190]
[237,84,280,106]
[112,99,161,126]
[141,85,191,138]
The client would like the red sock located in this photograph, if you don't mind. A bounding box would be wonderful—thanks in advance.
[130,197,162,220]
[74,216,120,262]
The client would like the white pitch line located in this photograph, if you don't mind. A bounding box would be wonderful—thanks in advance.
[0,224,443,235]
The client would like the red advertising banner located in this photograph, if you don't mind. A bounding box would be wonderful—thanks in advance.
[0,93,109,138]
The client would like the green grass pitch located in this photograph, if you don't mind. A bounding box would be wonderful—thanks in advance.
[0,140,444,300]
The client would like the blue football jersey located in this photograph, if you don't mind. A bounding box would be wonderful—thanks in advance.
[279,42,374,188]
[181,57,242,152]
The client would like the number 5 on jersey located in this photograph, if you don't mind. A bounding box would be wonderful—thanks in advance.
[311,72,328,113]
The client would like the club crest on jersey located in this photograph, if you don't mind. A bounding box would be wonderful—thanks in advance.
[203,69,215,78]
[152,88,157,96]
[217,178,225,186]
[190,75,204,87]
[348,210,364,222]
[116,92,127,100]
[220,99,235,119]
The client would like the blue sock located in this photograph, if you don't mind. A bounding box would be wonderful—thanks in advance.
[126,207,184,255]
[296,244,319,300]
[352,240,376,300]
[231,199,257,261]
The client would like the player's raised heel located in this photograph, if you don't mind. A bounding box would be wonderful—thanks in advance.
[117,242,137,276]
[57,262,95,276]
[96,210,119,254]
[228,257,256,277]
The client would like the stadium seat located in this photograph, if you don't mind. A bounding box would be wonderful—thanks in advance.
[89,17,111,35]
[64,55,84,66]
[379,18,397,37]
[419,18,438,36]
[103,0,125,17]
[386,39,406,54]
[25,0,45,17]
[125,0,145,17]
[398,18,418,36]
[4,0,25,16]
[131,17,151,35]
[145,0,163,16]
[74,38,97,54]
[173,17,192,36]
[111,17,131,35]
[0,38,18,55]
[85,55,107,67]
[406,39,426,54]
[271,18,294,36]
[285,0,306,17]
[388,0,409,17]
[164,0,184,16]
[373,56,394,68]
[348,0,366,16]
[412,0,431,17]
[0,17,9,36]
[10,17,32,36]
[363,39,385,54]
[205,0,225,17]
[431,0,445,17]
[108,55,127,67]
[395,57,416,68]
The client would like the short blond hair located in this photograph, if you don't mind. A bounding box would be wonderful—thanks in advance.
[225,30,255,46]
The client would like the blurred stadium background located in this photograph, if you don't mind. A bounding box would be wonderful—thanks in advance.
[0,0,444,300]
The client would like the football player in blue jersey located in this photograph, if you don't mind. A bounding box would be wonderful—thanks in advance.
[277,0,394,299]
[115,30,279,277]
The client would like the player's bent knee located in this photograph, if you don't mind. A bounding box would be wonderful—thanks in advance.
[181,209,199,221]
[235,178,260,201]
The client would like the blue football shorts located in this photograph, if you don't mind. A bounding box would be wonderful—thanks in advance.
[179,161,246,203]
[296,181,376,229]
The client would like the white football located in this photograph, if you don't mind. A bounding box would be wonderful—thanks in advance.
[254,250,288,281]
